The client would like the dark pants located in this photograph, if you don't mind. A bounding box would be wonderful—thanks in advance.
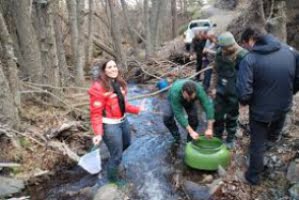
[103,118,131,181]
[185,43,191,52]
[196,55,203,81]
[161,99,199,142]
[246,114,286,184]
[214,93,239,142]
[202,60,212,91]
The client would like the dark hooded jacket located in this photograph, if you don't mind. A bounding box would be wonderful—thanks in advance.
[237,34,298,122]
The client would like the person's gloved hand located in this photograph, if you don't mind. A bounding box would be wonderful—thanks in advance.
[93,135,102,145]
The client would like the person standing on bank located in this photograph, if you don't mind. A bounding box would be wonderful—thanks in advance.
[161,79,214,143]
[237,27,299,185]
[190,31,207,81]
[213,32,248,149]
[202,31,217,92]
[88,60,143,184]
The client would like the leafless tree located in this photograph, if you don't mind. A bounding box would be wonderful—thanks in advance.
[143,0,153,57]
[107,0,126,67]
[0,9,20,107]
[66,0,84,85]
[0,61,19,128]
[86,0,95,68]
[53,0,69,86]
[171,0,177,39]
[120,0,137,48]
[12,0,43,83]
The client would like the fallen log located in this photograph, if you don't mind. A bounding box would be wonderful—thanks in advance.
[44,121,86,140]
[93,39,117,58]
[6,197,30,200]
[0,163,21,168]
[47,141,80,162]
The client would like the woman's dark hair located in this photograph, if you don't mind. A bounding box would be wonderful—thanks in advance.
[182,81,197,96]
[241,26,266,43]
[94,60,127,91]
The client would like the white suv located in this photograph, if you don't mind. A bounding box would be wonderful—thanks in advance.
[184,19,216,51]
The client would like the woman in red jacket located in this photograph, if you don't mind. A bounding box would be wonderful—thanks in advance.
[89,60,142,184]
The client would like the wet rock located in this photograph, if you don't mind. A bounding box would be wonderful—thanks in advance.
[93,184,123,200]
[289,183,299,200]
[287,160,299,184]
[0,176,25,197]
[264,154,284,169]
[282,110,293,137]
[122,135,179,200]
[208,178,222,195]
[202,175,213,184]
[183,180,211,200]
[45,172,97,199]
[217,165,227,177]
[235,129,243,138]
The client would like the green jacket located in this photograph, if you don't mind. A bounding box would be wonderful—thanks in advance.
[168,79,214,128]
[215,47,248,96]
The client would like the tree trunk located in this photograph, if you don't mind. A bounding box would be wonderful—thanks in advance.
[151,0,163,48]
[76,0,87,75]
[0,1,24,80]
[0,61,19,128]
[66,0,84,85]
[86,0,95,69]
[266,1,287,42]
[171,0,177,39]
[53,0,69,87]
[144,0,153,58]
[120,0,137,48]
[0,10,20,107]
[227,0,266,40]
[12,0,42,83]
[32,1,61,103]
[107,0,126,68]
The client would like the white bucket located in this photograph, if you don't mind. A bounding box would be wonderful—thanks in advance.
[78,148,102,174]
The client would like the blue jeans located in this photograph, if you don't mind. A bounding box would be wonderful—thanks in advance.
[103,118,131,180]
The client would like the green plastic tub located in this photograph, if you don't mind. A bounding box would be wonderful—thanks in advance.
[184,136,231,171]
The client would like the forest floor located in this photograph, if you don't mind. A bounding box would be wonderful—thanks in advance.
[1,1,299,200]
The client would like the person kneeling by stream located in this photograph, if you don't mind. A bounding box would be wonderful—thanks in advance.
[88,60,144,186]
[161,79,214,143]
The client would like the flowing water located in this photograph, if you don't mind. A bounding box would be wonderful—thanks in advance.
[23,84,208,200]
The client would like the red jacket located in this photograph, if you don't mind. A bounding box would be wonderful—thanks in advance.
[88,81,140,136]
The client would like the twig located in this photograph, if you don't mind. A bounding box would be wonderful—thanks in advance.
[21,82,88,114]
[267,0,275,22]
[139,62,162,80]
[44,121,84,140]
[47,141,80,162]
[70,66,213,105]
[181,184,192,200]
[6,197,30,200]
[23,81,88,91]
[127,66,212,101]
[0,126,44,147]
[0,163,21,168]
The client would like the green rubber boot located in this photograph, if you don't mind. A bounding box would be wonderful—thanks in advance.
[107,167,127,188]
